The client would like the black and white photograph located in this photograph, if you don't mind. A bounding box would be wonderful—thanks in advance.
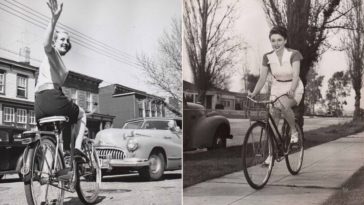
[0,0,181,204]
[183,0,364,204]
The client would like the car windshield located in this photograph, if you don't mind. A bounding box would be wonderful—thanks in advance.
[123,121,144,129]
[142,121,169,130]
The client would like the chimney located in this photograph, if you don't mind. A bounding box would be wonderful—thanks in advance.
[19,46,30,64]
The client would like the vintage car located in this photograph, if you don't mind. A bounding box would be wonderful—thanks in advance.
[0,125,27,181]
[94,117,182,181]
[183,102,233,150]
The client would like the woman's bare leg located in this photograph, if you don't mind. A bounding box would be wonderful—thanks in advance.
[72,107,86,150]
[277,96,298,141]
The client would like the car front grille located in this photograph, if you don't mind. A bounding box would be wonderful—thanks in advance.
[96,147,125,160]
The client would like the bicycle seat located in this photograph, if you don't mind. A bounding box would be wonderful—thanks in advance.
[38,116,69,125]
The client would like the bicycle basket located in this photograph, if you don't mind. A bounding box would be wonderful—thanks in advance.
[246,97,269,121]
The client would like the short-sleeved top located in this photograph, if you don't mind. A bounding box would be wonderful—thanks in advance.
[35,46,69,92]
[262,48,303,80]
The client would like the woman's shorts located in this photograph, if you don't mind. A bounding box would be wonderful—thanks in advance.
[35,88,79,124]
[270,79,304,105]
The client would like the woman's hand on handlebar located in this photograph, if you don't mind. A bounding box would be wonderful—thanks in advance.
[248,91,256,99]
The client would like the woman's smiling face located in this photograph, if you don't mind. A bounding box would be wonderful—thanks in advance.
[270,34,287,51]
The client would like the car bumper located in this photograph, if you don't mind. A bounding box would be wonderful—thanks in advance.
[100,158,149,170]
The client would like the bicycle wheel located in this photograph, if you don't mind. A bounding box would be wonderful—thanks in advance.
[242,121,274,189]
[284,122,304,175]
[75,139,101,204]
[24,137,65,205]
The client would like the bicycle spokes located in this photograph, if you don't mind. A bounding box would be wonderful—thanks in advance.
[242,122,273,189]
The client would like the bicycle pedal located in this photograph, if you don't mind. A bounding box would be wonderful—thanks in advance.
[57,171,74,181]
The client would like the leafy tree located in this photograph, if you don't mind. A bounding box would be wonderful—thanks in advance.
[304,68,324,115]
[261,0,351,127]
[184,0,241,105]
[343,0,364,120]
[326,71,351,117]
[138,18,182,106]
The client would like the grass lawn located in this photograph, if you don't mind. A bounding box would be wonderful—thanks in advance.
[183,120,364,188]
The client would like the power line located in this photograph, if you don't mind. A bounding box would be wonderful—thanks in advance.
[0,2,144,69]
[8,0,139,62]
[0,46,42,63]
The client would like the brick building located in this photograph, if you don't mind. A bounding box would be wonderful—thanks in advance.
[99,84,167,128]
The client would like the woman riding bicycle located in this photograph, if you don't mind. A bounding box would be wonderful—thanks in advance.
[248,26,304,146]
[34,0,87,171]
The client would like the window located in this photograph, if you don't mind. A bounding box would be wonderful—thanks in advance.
[17,109,27,124]
[138,100,144,117]
[4,107,15,122]
[17,75,28,98]
[145,101,150,117]
[71,88,78,104]
[86,92,93,112]
[0,70,5,94]
[29,110,36,125]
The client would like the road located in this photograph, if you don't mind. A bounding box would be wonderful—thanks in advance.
[227,117,351,147]
[0,171,181,205]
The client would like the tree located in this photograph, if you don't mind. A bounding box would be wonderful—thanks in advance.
[343,0,364,120]
[304,68,324,115]
[261,0,350,127]
[326,71,351,117]
[243,73,259,93]
[138,18,182,105]
[184,0,241,105]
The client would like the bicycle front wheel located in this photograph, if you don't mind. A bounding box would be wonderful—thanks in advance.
[284,123,304,175]
[24,137,65,205]
[75,140,101,204]
[242,121,274,189]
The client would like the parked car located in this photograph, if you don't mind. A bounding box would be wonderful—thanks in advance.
[183,102,233,150]
[0,126,27,181]
[94,117,182,181]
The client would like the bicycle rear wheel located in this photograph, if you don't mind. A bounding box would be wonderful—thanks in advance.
[242,121,274,189]
[75,139,101,204]
[284,122,304,175]
[24,137,65,205]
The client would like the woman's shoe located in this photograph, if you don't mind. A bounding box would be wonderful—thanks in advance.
[262,155,272,166]
[290,132,299,144]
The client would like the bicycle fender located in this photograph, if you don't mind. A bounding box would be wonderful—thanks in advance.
[21,140,40,179]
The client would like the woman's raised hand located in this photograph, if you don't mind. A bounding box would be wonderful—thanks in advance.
[46,0,63,21]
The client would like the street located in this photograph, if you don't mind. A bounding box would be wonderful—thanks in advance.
[0,171,181,205]
[227,117,351,147]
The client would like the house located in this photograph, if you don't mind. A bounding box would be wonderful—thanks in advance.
[0,57,37,139]
[183,80,249,110]
[99,84,168,128]
[62,71,115,139]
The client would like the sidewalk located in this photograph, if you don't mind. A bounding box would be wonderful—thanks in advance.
[183,131,364,205]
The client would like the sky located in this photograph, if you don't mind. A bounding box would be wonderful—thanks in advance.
[182,0,355,112]
[0,0,180,97]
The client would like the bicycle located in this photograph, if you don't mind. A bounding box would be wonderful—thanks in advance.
[242,94,304,189]
[20,115,101,205]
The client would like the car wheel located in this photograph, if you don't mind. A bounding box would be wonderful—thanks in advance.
[138,152,165,181]
[0,175,3,180]
[209,127,227,150]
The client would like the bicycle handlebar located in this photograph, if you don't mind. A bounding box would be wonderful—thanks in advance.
[247,93,288,104]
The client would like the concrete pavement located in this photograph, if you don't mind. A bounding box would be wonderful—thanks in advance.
[184,131,364,205]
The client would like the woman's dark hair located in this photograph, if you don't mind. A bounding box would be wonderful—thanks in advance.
[269,26,288,40]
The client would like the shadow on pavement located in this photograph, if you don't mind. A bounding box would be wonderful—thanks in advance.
[64,196,106,205]
[0,177,22,184]
[102,173,181,183]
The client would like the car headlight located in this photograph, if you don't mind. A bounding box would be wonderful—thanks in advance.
[127,138,138,152]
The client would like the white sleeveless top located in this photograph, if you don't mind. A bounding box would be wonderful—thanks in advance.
[35,46,69,92]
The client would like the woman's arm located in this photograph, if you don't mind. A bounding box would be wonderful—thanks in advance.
[44,0,63,53]
[288,60,300,97]
[251,65,269,97]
